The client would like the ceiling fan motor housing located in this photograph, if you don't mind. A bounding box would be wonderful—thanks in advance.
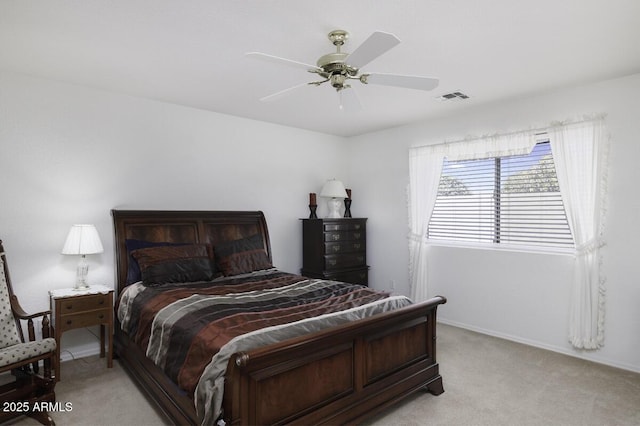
[317,52,357,74]
[314,30,359,89]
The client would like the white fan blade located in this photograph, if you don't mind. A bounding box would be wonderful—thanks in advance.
[259,82,310,102]
[346,32,401,69]
[338,88,362,111]
[246,52,321,72]
[363,73,439,91]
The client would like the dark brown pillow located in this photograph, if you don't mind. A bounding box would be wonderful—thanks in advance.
[131,244,215,285]
[125,239,187,284]
[214,234,272,276]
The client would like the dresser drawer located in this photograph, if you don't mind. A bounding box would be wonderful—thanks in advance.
[325,240,365,254]
[59,309,111,332]
[324,221,365,232]
[323,268,368,286]
[323,230,365,242]
[324,253,366,270]
[59,293,111,313]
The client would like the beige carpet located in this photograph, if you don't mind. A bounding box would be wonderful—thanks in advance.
[8,324,640,425]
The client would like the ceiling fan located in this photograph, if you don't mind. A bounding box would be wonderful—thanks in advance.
[246,29,439,109]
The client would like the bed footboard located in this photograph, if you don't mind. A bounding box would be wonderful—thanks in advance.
[223,295,446,425]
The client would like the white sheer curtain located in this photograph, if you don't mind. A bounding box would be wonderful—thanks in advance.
[548,118,608,349]
[408,132,536,301]
[408,146,445,302]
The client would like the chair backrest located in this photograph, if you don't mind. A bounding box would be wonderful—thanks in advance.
[0,244,23,350]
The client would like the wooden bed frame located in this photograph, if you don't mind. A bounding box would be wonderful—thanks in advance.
[111,209,446,425]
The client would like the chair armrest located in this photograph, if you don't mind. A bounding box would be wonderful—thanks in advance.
[10,294,52,320]
[10,294,53,340]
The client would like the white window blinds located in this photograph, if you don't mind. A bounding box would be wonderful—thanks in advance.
[428,141,574,249]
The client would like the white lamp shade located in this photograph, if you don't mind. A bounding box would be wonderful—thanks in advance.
[320,179,348,199]
[61,224,104,255]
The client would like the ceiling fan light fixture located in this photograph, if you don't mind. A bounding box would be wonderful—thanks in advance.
[330,74,347,89]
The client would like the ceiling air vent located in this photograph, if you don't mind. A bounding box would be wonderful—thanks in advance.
[435,91,470,101]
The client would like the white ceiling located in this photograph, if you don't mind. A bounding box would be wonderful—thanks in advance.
[1,1,639,137]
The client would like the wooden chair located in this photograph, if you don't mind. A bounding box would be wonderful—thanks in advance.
[0,240,57,425]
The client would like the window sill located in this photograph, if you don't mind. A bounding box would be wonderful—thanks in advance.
[426,239,576,256]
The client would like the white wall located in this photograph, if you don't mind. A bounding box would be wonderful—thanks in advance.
[3,69,639,373]
[346,73,640,372]
[0,71,346,358]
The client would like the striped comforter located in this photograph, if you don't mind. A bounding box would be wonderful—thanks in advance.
[117,269,412,424]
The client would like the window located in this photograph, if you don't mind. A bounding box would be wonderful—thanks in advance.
[428,141,574,249]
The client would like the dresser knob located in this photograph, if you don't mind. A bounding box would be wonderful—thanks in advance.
[66,320,72,325]
[98,314,104,319]
[66,305,73,310]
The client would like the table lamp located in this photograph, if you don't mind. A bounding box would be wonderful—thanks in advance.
[61,224,103,290]
[320,179,348,218]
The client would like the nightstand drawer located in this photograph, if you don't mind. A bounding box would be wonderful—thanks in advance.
[59,293,110,313]
[58,308,111,332]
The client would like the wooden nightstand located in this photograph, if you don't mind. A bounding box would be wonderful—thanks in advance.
[49,285,114,381]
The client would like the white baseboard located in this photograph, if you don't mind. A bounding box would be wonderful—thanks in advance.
[59,346,102,363]
[58,328,103,363]
[437,318,640,374]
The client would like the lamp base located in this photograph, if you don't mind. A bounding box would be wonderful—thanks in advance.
[73,284,91,291]
[74,255,91,291]
[326,198,342,218]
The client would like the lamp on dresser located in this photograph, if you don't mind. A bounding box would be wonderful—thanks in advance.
[61,224,103,290]
[320,179,348,218]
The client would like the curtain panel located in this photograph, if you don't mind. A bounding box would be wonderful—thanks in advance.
[548,118,609,349]
[408,147,444,302]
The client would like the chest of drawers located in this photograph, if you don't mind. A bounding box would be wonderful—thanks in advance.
[301,218,368,285]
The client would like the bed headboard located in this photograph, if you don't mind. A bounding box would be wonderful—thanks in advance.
[111,210,271,297]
